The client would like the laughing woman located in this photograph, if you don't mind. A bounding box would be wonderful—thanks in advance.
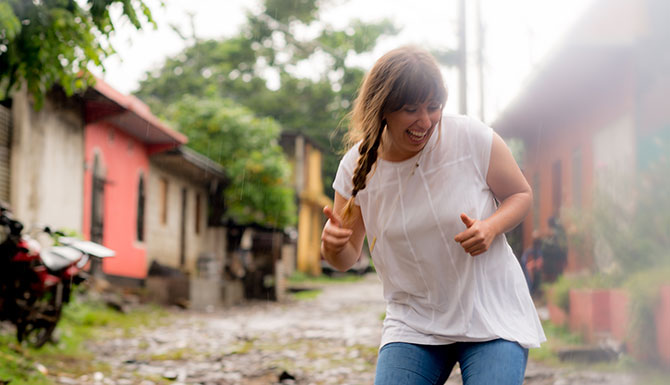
[321,46,545,385]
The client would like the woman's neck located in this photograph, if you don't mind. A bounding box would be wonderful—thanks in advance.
[379,130,425,162]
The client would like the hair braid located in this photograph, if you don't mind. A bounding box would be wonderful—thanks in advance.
[351,121,384,197]
[341,120,384,225]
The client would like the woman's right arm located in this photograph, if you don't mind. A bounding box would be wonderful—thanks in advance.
[320,191,367,272]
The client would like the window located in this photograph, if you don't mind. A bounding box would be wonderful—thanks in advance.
[195,193,201,234]
[160,177,168,225]
[137,174,145,241]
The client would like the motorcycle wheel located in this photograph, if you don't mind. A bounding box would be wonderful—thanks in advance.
[16,283,64,348]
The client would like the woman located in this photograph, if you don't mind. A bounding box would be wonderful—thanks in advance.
[321,46,545,385]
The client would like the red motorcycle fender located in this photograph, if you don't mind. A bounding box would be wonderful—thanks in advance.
[12,240,40,262]
[63,265,79,280]
[32,265,61,290]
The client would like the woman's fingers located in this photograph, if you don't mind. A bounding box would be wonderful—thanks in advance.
[321,208,353,253]
[323,206,343,228]
[455,216,494,256]
[456,230,490,256]
[322,232,350,247]
[324,225,352,238]
[462,240,488,255]
[459,235,481,250]
[466,244,488,256]
[469,247,487,256]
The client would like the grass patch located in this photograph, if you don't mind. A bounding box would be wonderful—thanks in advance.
[148,347,196,361]
[290,289,322,301]
[530,321,583,365]
[0,296,171,384]
[287,271,363,286]
[232,339,255,355]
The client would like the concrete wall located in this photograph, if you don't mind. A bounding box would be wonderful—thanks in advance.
[10,89,84,232]
[146,166,225,275]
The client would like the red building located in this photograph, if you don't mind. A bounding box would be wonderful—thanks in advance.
[82,79,187,280]
[494,0,670,273]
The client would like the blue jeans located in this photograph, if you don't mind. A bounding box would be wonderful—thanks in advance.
[375,339,528,385]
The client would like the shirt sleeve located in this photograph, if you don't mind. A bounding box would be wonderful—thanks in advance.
[467,116,494,181]
[332,144,360,204]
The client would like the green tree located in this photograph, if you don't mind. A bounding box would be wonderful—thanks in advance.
[0,0,157,108]
[168,96,296,229]
[135,0,397,196]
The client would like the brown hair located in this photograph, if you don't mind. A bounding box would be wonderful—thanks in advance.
[340,46,447,225]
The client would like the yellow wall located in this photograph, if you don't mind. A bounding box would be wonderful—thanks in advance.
[296,144,332,276]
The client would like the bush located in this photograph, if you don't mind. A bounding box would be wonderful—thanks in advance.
[624,267,670,364]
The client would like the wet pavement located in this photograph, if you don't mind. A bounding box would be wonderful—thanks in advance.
[52,274,637,385]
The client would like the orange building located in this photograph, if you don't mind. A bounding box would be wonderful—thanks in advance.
[494,0,670,273]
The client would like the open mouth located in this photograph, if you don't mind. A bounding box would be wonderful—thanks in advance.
[406,129,429,143]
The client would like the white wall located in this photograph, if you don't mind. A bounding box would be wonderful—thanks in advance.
[10,89,84,233]
[146,166,226,274]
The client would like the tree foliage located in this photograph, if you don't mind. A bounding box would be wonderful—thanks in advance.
[0,0,157,108]
[135,0,397,196]
[168,96,296,229]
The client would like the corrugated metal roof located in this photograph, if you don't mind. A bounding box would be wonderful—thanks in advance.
[83,78,187,146]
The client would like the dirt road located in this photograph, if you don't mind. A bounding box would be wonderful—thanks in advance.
[53,274,637,385]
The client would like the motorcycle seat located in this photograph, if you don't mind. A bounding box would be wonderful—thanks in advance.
[40,246,83,271]
[58,237,115,258]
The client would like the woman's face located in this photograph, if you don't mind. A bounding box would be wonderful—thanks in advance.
[382,99,442,161]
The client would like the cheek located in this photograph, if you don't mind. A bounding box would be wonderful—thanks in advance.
[430,112,442,125]
[387,115,412,130]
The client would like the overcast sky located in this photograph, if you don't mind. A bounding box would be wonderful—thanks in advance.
[97,0,595,124]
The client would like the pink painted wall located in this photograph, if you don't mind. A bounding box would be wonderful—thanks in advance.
[84,121,149,279]
[609,289,630,342]
[569,289,595,342]
[656,285,670,367]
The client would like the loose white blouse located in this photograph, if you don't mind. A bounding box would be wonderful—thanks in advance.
[333,114,546,349]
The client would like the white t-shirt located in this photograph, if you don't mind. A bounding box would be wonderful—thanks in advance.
[333,114,546,349]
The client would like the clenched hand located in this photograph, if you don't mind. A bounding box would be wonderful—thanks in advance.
[321,206,353,257]
[454,213,496,257]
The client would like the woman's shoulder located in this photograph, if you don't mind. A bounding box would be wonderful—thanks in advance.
[442,114,489,131]
[441,113,469,124]
[342,142,360,160]
[337,142,361,170]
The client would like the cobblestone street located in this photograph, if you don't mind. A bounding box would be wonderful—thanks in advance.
[52,274,638,385]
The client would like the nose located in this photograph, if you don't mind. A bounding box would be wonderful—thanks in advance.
[417,109,432,129]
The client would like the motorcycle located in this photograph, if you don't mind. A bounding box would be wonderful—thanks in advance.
[0,203,114,347]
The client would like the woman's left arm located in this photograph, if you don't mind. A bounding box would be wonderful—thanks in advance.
[454,131,532,256]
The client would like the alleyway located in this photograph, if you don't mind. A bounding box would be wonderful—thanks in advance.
[53,274,637,385]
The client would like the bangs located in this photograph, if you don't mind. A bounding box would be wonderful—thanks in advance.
[385,63,447,111]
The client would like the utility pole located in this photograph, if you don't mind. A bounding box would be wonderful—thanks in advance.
[458,0,467,115]
[475,0,486,122]
[476,0,485,122]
